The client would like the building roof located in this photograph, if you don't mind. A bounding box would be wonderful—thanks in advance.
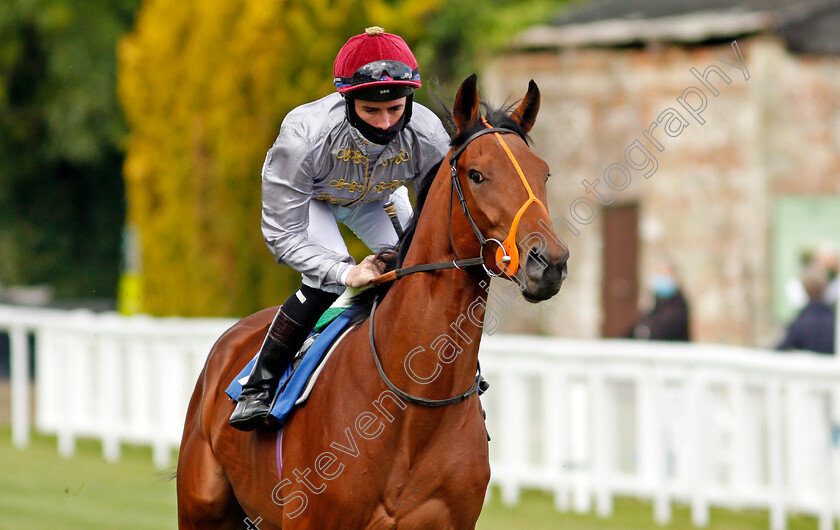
[512,0,840,54]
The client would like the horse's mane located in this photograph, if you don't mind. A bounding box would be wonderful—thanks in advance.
[345,100,531,327]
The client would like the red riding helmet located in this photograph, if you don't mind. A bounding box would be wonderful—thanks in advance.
[333,26,421,100]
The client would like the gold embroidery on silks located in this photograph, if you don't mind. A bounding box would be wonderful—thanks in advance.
[329,178,365,193]
[314,193,353,205]
[328,146,409,205]
[370,179,406,194]
[336,147,368,164]
[379,151,410,167]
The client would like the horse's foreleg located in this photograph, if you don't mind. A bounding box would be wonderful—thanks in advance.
[176,424,244,529]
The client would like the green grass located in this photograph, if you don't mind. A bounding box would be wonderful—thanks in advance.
[477,488,823,530]
[0,426,177,529]
[0,426,825,529]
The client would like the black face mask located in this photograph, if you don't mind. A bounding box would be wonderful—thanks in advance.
[345,94,414,145]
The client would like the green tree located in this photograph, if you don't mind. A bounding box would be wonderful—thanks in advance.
[117,0,572,317]
[0,0,140,299]
[415,0,574,95]
[118,0,439,317]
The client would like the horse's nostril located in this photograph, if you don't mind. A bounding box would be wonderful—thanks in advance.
[528,247,547,268]
[524,247,569,284]
[525,247,555,281]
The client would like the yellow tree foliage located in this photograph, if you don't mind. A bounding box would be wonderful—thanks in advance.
[118,0,439,316]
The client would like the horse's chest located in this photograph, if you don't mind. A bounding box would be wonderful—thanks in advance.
[380,449,490,527]
[294,442,488,528]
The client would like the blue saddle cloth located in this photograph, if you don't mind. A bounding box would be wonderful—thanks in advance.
[225,311,353,425]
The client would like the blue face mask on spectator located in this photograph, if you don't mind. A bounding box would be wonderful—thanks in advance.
[652,275,677,298]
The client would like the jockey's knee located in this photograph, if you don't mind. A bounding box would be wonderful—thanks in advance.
[283,285,340,329]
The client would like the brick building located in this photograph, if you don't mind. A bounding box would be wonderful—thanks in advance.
[481,0,840,346]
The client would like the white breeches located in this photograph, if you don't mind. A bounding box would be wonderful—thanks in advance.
[302,186,413,294]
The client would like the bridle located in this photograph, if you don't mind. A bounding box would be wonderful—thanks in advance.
[447,117,549,277]
[368,297,486,407]
[367,117,548,407]
[371,117,548,284]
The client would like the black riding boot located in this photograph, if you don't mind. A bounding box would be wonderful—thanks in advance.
[229,309,310,431]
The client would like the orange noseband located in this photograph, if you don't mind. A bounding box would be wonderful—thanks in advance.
[480,118,549,276]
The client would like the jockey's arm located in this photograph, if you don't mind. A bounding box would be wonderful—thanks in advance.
[261,129,355,289]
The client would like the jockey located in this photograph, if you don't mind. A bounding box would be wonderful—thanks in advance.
[230,26,451,430]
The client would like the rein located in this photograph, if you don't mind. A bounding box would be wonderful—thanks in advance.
[366,120,545,407]
[368,298,487,407]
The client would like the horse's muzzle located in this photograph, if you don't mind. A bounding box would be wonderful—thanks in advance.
[519,246,569,302]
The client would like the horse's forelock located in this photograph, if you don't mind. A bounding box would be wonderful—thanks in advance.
[450,101,532,149]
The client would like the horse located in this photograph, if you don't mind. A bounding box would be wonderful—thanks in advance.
[176,74,569,529]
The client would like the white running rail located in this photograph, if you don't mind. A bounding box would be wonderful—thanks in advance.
[2,304,839,530]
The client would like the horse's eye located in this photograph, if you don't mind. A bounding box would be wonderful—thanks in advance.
[468,169,485,184]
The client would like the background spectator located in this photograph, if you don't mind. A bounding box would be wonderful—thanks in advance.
[815,244,839,306]
[626,258,690,341]
[777,263,836,354]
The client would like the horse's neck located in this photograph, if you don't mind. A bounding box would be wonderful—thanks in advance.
[375,272,486,401]
[373,197,488,401]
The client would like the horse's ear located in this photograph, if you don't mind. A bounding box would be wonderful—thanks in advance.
[511,79,540,133]
[454,74,480,133]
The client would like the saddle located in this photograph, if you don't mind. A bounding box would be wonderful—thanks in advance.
[225,307,355,425]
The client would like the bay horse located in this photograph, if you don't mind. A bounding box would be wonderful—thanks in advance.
[176,74,569,529]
